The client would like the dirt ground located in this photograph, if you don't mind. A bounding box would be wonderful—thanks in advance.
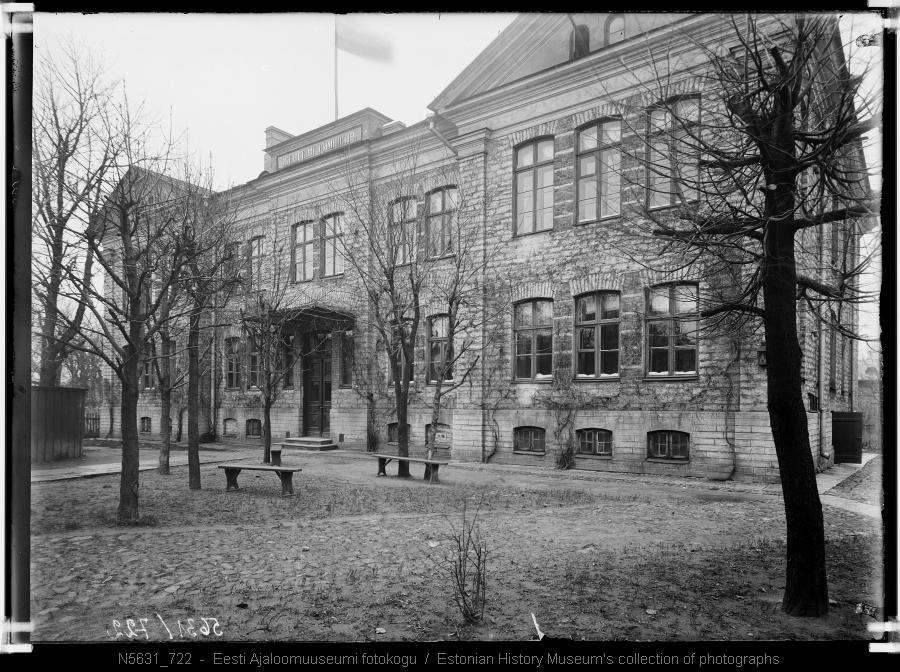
[30,448,883,642]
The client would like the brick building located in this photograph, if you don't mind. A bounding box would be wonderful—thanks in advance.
[120,13,869,482]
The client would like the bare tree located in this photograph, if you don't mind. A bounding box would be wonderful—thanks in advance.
[33,39,124,386]
[593,14,880,615]
[53,151,233,520]
[331,140,492,476]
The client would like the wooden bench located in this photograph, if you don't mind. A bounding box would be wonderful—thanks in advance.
[217,463,302,496]
[370,453,449,484]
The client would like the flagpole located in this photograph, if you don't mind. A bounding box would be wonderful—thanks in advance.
[334,15,338,121]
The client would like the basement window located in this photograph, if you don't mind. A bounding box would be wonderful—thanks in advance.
[647,430,689,461]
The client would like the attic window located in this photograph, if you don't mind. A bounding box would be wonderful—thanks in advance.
[606,15,625,45]
[569,25,590,60]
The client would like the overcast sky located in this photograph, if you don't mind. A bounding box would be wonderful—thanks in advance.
[32,11,883,344]
[34,13,517,188]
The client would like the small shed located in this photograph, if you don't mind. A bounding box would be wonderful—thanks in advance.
[31,386,87,463]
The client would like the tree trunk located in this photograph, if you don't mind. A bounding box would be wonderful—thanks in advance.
[396,371,411,478]
[187,308,202,490]
[176,406,185,443]
[262,395,272,464]
[118,362,141,522]
[105,386,115,438]
[764,222,828,616]
[157,336,173,474]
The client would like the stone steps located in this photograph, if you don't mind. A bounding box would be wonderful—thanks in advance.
[277,437,339,451]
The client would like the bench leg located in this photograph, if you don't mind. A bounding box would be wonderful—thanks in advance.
[377,457,391,476]
[224,468,242,491]
[276,471,294,496]
[271,452,282,467]
[429,464,441,484]
[423,464,431,481]
[275,471,294,497]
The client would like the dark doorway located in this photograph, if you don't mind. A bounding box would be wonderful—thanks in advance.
[832,411,863,464]
[304,333,332,437]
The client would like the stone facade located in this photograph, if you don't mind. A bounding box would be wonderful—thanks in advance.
[115,14,867,483]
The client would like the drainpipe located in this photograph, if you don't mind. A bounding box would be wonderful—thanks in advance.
[427,114,458,157]
[210,308,216,436]
[818,226,831,460]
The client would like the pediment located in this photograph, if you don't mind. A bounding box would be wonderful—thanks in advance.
[428,13,686,114]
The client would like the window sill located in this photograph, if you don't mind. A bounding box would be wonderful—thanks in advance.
[338,385,353,389]
[246,436,262,440]
[323,273,345,279]
[512,378,553,384]
[643,375,698,382]
[293,278,313,284]
[573,376,620,382]
[576,453,612,460]
[427,253,456,261]
[225,388,241,392]
[575,215,621,226]
[513,228,554,239]
[645,201,700,213]
[513,450,546,456]
[646,457,689,464]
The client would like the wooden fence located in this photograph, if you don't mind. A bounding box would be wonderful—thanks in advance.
[31,386,87,463]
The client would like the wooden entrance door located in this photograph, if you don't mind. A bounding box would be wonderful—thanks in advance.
[832,411,863,464]
[304,334,332,437]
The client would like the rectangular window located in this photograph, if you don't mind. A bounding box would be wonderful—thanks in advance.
[340,334,353,387]
[577,429,612,455]
[248,236,264,290]
[514,299,553,379]
[322,213,344,277]
[514,427,546,453]
[224,242,242,281]
[646,284,698,377]
[577,120,621,222]
[246,419,262,437]
[575,291,620,377]
[387,323,412,386]
[282,334,294,389]
[648,431,689,460]
[428,315,452,383]
[248,337,260,389]
[515,139,555,235]
[427,187,457,257]
[647,97,700,208]
[226,338,241,389]
[390,198,418,265]
[293,221,315,281]
[140,417,151,433]
[141,360,154,390]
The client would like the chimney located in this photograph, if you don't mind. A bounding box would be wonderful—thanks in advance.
[569,25,590,60]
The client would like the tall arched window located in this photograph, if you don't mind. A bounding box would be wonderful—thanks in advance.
[514,299,553,379]
[646,283,699,377]
[390,197,418,265]
[426,187,457,258]
[514,138,555,235]
[575,291,620,377]
[577,119,621,222]
[427,315,452,383]
[647,96,701,208]
[606,14,625,45]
